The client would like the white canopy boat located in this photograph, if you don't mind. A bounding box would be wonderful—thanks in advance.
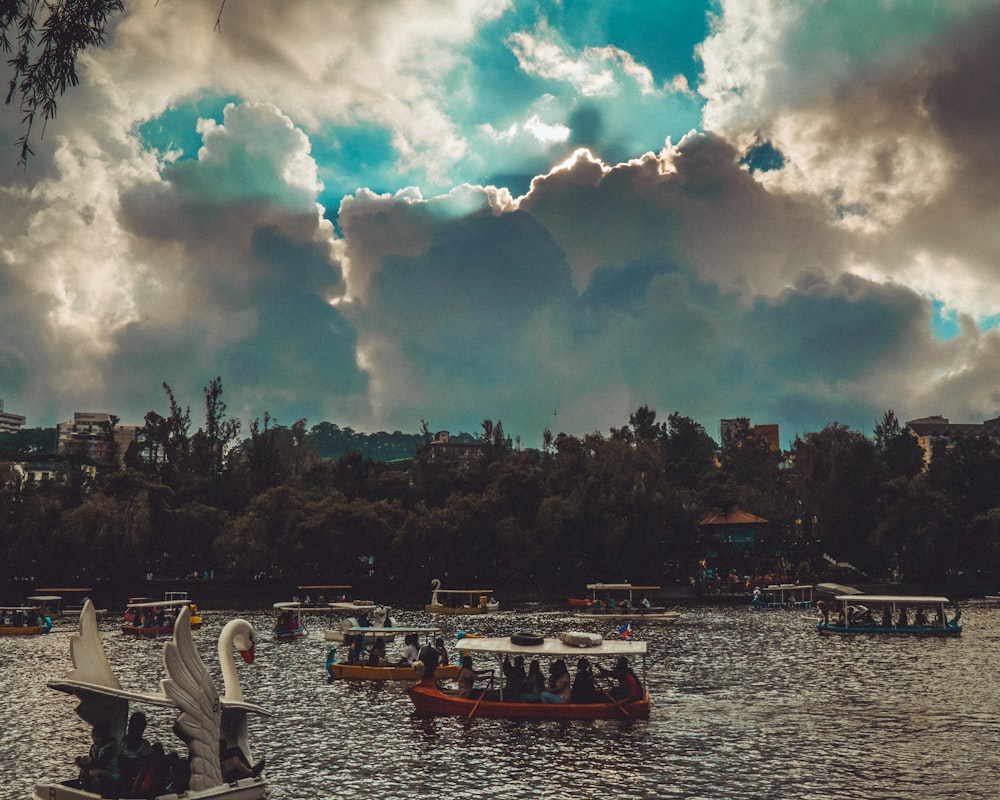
[751,583,814,609]
[816,594,962,636]
[0,604,52,635]
[272,601,306,640]
[33,599,271,800]
[34,587,108,618]
[424,579,499,615]
[575,584,680,621]
[326,625,461,681]
[122,596,202,637]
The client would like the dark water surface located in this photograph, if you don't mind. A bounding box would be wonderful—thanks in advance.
[4,601,1000,799]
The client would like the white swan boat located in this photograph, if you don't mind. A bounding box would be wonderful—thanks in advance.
[33,599,270,800]
[424,579,499,615]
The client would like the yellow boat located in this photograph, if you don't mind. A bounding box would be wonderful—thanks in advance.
[0,604,51,635]
[326,626,460,681]
[424,579,499,615]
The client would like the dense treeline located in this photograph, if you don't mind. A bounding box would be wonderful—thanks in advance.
[3,381,1000,597]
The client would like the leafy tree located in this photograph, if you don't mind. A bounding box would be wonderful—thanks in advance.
[873,410,924,479]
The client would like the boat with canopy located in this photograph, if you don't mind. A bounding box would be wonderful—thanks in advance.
[0,604,51,635]
[34,587,108,618]
[272,601,306,640]
[407,633,650,720]
[751,583,814,609]
[33,599,270,799]
[122,593,202,637]
[424,579,499,615]
[816,594,962,636]
[326,626,461,681]
[574,583,679,621]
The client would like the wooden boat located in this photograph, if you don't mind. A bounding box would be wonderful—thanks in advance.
[751,583,814,609]
[326,626,461,681]
[575,583,679,621]
[0,605,51,635]
[272,601,306,641]
[295,584,355,613]
[407,634,650,719]
[122,594,202,637]
[816,594,962,636]
[34,587,108,618]
[424,578,499,615]
[567,596,595,607]
[33,599,270,800]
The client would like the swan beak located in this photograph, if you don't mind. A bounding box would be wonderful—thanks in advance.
[240,647,255,664]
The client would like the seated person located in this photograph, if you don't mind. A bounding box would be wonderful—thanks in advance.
[75,721,120,796]
[219,740,265,782]
[571,657,599,702]
[367,638,388,667]
[502,654,526,701]
[457,655,491,698]
[597,656,644,702]
[540,659,571,703]
[397,633,420,666]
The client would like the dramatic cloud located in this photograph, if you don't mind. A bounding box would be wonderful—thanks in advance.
[2,0,1000,448]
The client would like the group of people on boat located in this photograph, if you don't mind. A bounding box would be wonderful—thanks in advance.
[337,632,449,670]
[126,607,170,628]
[0,607,45,627]
[816,599,957,629]
[274,609,301,634]
[457,653,643,705]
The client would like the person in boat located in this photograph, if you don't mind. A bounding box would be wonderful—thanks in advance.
[571,657,599,702]
[896,606,908,628]
[640,596,651,609]
[435,637,449,667]
[521,659,544,703]
[502,654,526,701]
[540,659,572,704]
[914,607,929,627]
[75,721,120,796]
[457,654,491,698]
[397,633,420,666]
[597,656,644,702]
[367,637,388,667]
[346,634,364,665]
[881,605,893,627]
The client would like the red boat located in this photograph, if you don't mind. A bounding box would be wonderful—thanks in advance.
[567,597,595,607]
[407,634,649,720]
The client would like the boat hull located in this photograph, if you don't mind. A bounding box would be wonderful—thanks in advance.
[0,624,46,636]
[328,663,461,681]
[122,620,202,637]
[576,609,680,621]
[407,678,649,719]
[32,776,267,800]
[424,604,498,615]
[816,623,961,636]
[567,597,594,607]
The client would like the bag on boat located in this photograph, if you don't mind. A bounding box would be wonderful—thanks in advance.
[559,631,602,647]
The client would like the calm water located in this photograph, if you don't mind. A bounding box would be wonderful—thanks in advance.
[4,601,1000,799]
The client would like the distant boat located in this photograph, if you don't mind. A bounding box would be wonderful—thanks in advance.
[816,593,961,636]
[424,579,499,615]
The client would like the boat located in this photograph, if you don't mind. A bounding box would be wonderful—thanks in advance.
[816,594,962,636]
[25,594,65,620]
[33,587,108,618]
[33,599,270,800]
[326,626,462,681]
[295,584,356,613]
[567,596,595,607]
[424,578,499,615]
[406,633,650,720]
[272,601,306,641]
[575,583,680,621]
[122,593,202,637]
[325,603,397,642]
[0,604,52,635]
[751,583,814,609]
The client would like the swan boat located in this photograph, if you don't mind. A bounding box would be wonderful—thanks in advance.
[424,579,499,615]
[0,605,51,635]
[407,634,650,720]
[33,599,270,800]
[574,584,680,621]
[816,594,962,636]
[272,601,306,641]
[326,626,462,681]
[122,594,202,637]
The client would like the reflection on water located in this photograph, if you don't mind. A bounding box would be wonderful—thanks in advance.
[4,601,1000,798]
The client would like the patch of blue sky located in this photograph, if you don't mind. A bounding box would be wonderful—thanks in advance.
[310,125,400,219]
[136,94,239,160]
[931,299,959,340]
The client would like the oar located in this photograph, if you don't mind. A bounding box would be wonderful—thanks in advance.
[466,688,487,720]
[599,684,631,718]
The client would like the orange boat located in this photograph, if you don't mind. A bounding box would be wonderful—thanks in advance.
[407,634,649,720]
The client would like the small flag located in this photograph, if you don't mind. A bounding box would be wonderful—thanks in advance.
[617,622,631,639]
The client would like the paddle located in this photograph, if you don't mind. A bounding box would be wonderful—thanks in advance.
[599,684,631,718]
[466,688,487,720]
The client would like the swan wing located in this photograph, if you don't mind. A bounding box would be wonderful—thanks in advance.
[66,598,122,690]
[162,604,223,791]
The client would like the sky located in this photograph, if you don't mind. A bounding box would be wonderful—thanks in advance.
[2,0,1000,449]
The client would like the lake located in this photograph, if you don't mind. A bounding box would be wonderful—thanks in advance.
[3,599,1000,799]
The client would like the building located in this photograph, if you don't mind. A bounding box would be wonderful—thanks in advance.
[719,418,781,451]
[426,431,482,468]
[57,412,140,465]
[905,415,1000,466]
[0,399,26,433]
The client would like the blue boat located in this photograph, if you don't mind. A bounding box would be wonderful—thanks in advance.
[816,593,961,636]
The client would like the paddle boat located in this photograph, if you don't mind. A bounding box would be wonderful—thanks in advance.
[33,599,270,800]
[575,583,679,621]
[751,583,814,609]
[272,601,306,641]
[424,578,499,615]
[0,604,52,635]
[122,594,202,637]
[407,631,649,719]
[816,593,962,636]
[326,626,461,681]
[325,603,397,642]
[34,587,108,618]
[294,584,356,613]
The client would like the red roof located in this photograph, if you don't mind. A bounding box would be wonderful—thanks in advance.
[699,509,768,526]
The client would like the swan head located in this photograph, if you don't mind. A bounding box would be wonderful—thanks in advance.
[224,619,257,664]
